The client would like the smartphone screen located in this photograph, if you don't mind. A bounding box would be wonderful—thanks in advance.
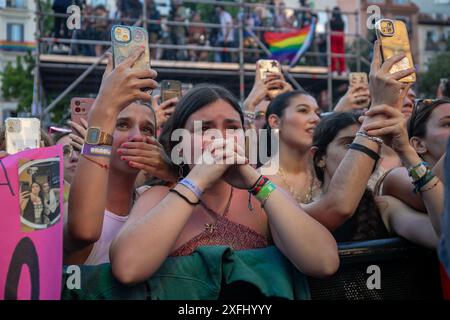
[70,97,95,126]
[161,80,182,102]
[375,19,416,83]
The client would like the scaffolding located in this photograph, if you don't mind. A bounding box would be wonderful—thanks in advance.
[32,0,372,122]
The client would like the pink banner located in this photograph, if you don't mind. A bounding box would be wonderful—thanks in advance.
[0,146,63,300]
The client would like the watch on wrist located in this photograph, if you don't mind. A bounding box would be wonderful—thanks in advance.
[85,127,113,146]
[408,162,429,182]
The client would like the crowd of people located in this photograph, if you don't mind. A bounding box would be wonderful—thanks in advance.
[49,0,338,67]
[3,17,450,297]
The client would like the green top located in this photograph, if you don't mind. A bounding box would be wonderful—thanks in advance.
[61,246,311,300]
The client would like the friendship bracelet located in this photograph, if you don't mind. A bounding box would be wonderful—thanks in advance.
[419,177,440,193]
[81,143,112,157]
[179,178,203,199]
[169,189,200,206]
[248,175,264,192]
[249,176,270,196]
[81,154,109,170]
[413,170,436,193]
[356,131,383,146]
[348,143,380,162]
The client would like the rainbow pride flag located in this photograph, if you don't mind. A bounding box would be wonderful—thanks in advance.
[264,18,316,67]
[0,41,36,52]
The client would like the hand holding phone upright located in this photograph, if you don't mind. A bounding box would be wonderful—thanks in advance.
[257,59,284,99]
[369,40,415,109]
[375,19,416,83]
[94,47,157,118]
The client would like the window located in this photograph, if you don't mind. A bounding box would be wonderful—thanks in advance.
[7,23,24,42]
[426,30,439,51]
[6,0,26,8]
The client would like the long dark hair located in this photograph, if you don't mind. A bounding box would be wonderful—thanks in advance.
[30,181,45,203]
[262,90,314,159]
[408,98,450,139]
[312,111,388,242]
[159,84,244,178]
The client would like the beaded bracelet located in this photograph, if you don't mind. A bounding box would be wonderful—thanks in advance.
[356,130,383,146]
[413,170,436,193]
[244,111,256,121]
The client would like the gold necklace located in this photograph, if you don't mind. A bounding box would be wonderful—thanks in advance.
[200,187,234,234]
[278,167,315,204]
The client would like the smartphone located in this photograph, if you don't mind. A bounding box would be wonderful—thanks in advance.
[70,97,95,126]
[349,72,368,87]
[111,25,150,71]
[257,59,282,98]
[375,19,416,83]
[5,118,41,154]
[161,80,182,102]
[20,182,30,193]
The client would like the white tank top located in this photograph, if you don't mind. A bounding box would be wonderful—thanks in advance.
[84,210,128,265]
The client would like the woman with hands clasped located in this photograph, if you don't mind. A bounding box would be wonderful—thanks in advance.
[109,84,340,285]
[65,48,176,265]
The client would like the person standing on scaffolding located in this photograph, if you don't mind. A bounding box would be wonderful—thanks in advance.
[330,6,347,77]
[215,5,234,63]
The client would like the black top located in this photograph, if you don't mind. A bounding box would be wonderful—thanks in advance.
[330,18,345,31]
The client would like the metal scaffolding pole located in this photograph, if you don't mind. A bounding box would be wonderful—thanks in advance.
[42,53,107,115]
[143,0,148,30]
[32,0,41,117]
[238,0,245,102]
[355,8,361,72]
[326,8,333,111]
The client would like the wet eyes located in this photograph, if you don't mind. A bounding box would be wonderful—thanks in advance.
[116,122,129,129]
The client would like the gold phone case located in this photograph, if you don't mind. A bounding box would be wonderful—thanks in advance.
[257,59,282,98]
[375,19,416,83]
[349,72,368,86]
[5,118,41,154]
[111,25,150,71]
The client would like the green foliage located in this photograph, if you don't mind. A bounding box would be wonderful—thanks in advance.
[419,51,450,98]
[39,0,55,36]
[346,37,372,74]
[0,52,35,113]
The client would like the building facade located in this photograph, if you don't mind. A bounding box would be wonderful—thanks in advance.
[413,0,450,71]
[0,0,36,122]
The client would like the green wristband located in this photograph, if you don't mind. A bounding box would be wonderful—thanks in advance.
[255,180,276,202]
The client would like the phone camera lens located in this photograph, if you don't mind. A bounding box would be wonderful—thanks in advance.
[75,107,81,113]
[75,101,81,106]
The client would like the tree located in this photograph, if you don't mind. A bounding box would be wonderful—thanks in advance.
[419,38,450,98]
[0,52,35,114]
